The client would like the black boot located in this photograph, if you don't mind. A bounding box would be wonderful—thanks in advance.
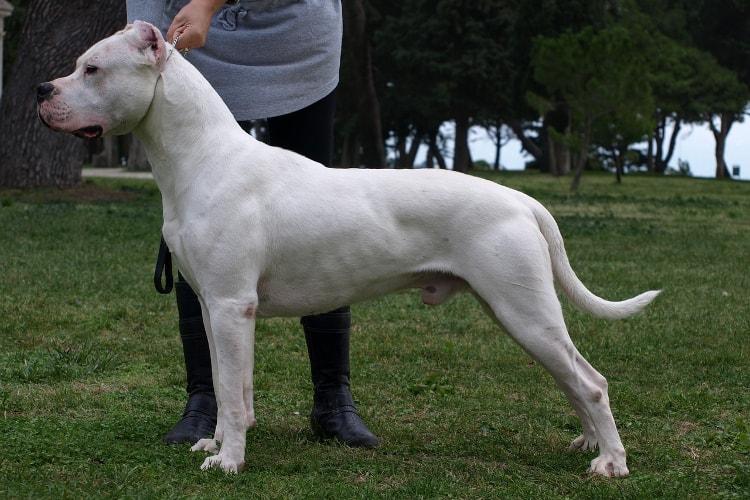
[163,277,217,445]
[303,306,379,448]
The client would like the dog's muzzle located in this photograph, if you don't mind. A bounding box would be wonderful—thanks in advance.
[36,82,104,138]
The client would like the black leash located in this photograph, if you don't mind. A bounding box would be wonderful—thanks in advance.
[154,235,174,294]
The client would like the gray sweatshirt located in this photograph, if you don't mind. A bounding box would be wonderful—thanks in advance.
[126,0,342,120]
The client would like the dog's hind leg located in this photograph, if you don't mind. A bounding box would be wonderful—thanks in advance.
[190,298,257,473]
[482,287,628,476]
[466,240,628,476]
[474,293,599,452]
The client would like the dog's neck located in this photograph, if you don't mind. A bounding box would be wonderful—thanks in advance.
[132,51,250,220]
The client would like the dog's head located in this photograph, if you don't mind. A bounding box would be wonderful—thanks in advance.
[37,21,169,138]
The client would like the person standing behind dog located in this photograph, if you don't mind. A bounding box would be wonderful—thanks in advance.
[126,0,379,449]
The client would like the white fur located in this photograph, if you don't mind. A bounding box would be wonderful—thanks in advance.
[38,22,661,477]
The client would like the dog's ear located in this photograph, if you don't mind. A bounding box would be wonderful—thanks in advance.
[129,20,168,71]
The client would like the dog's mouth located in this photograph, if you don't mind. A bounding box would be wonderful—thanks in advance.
[73,125,104,139]
[38,113,104,139]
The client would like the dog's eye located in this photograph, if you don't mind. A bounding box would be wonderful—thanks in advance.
[84,65,99,75]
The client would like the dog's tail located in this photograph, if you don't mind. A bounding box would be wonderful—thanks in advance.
[530,200,661,319]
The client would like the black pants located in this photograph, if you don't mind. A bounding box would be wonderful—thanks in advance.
[267,89,336,166]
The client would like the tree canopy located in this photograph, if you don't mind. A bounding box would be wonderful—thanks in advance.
[1,0,747,188]
[364,0,748,185]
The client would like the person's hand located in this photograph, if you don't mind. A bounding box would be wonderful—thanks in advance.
[166,0,226,51]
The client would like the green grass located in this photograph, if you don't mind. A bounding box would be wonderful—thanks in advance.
[1,172,748,499]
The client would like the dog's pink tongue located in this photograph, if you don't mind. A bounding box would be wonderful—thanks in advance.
[74,126,103,139]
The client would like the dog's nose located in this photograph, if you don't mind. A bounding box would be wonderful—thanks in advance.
[36,82,54,103]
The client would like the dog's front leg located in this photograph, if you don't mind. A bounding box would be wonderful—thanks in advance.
[190,303,221,455]
[191,298,257,473]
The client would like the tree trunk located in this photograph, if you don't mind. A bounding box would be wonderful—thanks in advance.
[493,126,502,171]
[646,129,655,173]
[508,119,542,163]
[653,118,665,173]
[342,0,385,168]
[127,137,150,171]
[548,135,558,175]
[548,128,571,176]
[426,130,447,169]
[651,116,682,174]
[614,146,623,184]
[339,122,358,167]
[92,137,117,167]
[570,119,592,191]
[709,112,734,179]
[393,133,406,168]
[391,128,415,168]
[402,129,421,168]
[0,0,125,188]
[453,113,471,173]
[663,119,681,171]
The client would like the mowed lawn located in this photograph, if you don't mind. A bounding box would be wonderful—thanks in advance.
[0,171,748,499]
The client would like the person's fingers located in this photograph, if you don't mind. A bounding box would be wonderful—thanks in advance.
[166,2,215,50]
[170,27,206,52]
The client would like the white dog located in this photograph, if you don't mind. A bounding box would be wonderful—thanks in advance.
[37,21,659,477]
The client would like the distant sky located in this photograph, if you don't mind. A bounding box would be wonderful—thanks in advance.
[417,120,750,181]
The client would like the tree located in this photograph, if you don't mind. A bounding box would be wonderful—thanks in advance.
[2,0,27,89]
[634,0,750,178]
[0,0,125,188]
[592,109,653,183]
[530,24,654,189]
[650,41,747,178]
[505,0,614,171]
[644,37,699,174]
[339,0,385,167]
[375,0,514,172]
[687,0,750,178]
[482,119,515,170]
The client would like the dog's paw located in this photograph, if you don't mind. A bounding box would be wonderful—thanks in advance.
[568,434,598,452]
[588,455,629,477]
[191,438,219,454]
[200,454,244,474]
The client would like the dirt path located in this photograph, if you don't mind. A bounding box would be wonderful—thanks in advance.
[82,167,153,180]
